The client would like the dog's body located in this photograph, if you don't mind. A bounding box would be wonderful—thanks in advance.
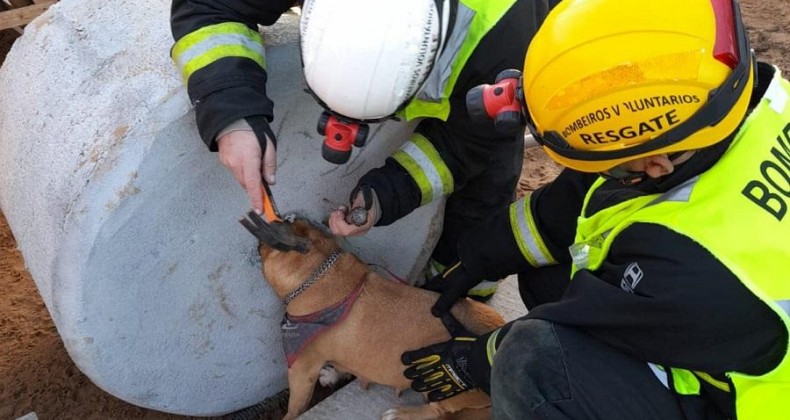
[246,217,505,420]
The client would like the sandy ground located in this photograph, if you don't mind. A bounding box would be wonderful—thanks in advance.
[1,1,788,418]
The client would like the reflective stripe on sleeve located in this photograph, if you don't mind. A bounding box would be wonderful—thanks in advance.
[486,328,501,366]
[392,134,454,205]
[172,22,266,84]
[509,198,556,267]
[467,280,499,298]
[693,371,731,393]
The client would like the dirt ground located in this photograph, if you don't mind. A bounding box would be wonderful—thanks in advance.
[1,1,788,418]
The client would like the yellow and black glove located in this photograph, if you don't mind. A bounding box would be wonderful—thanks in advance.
[402,323,516,400]
[402,336,480,401]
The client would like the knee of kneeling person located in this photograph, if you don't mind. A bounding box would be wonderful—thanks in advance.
[491,319,570,407]
[492,319,558,376]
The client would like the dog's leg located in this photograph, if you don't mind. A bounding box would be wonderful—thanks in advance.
[435,390,490,414]
[443,407,491,420]
[381,403,444,420]
[283,361,321,420]
[381,390,492,420]
[359,378,371,390]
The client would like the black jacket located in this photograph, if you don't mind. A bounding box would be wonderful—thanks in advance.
[170,0,559,224]
[171,0,297,150]
[462,64,786,416]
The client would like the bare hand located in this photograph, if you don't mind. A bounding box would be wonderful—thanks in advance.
[329,191,377,237]
[217,130,276,213]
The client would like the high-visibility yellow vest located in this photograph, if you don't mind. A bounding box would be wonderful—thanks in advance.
[571,67,790,420]
[401,0,516,121]
[390,0,516,205]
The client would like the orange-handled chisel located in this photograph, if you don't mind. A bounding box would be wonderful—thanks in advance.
[261,183,282,223]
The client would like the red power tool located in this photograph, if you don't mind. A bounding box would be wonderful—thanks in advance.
[317,111,370,164]
[465,69,525,135]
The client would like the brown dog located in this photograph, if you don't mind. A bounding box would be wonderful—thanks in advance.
[240,213,505,420]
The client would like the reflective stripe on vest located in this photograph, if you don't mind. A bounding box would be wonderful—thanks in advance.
[171,22,266,84]
[694,370,731,393]
[648,363,669,389]
[510,197,556,267]
[570,175,654,275]
[393,134,454,205]
[671,368,702,396]
[402,0,516,121]
[573,68,790,420]
[648,364,721,396]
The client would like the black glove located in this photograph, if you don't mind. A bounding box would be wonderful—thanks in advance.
[246,115,277,154]
[401,336,480,402]
[424,262,483,318]
[346,184,376,226]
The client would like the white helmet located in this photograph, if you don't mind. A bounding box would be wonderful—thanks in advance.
[300,0,452,121]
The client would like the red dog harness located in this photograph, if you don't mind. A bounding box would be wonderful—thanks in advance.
[281,279,365,367]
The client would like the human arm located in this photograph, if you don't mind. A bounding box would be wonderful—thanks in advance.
[170,0,295,211]
[527,223,786,376]
[404,225,786,400]
[427,169,598,315]
[326,111,519,235]
[216,124,276,212]
[330,0,558,235]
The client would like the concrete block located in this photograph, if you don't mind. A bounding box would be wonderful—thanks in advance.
[0,1,442,416]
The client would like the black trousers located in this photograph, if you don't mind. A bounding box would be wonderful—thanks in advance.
[489,265,727,420]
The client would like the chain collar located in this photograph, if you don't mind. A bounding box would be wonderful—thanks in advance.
[283,249,343,305]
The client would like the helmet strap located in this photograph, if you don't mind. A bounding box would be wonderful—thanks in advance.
[601,167,646,185]
[602,151,695,185]
[435,0,457,57]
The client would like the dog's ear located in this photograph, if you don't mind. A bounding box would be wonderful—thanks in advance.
[239,211,310,254]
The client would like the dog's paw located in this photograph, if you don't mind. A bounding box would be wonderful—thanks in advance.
[381,408,406,420]
[318,364,354,388]
[318,365,340,387]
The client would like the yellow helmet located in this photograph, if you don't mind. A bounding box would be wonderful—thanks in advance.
[522,0,755,172]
